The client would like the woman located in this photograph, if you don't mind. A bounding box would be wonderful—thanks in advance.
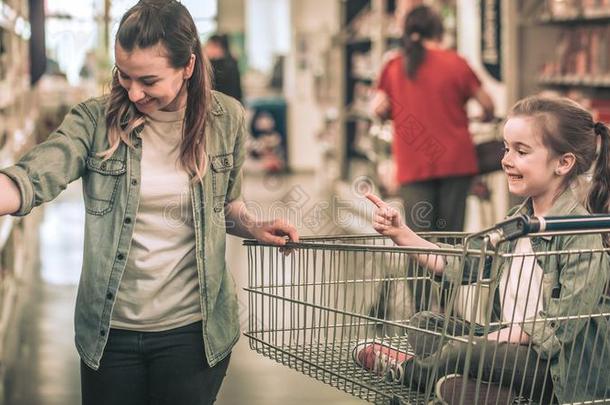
[0,1,297,404]
[371,5,495,232]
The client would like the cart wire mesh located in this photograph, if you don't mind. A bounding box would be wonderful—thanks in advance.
[244,217,610,405]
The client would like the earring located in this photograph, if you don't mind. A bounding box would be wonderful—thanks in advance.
[555,169,561,175]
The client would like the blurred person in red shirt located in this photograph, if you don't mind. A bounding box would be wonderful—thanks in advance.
[371,5,494,232]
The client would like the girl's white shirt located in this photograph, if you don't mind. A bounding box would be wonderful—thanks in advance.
[499,237,545,324]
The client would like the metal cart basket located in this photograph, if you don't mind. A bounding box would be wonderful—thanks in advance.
[244,215,610,404]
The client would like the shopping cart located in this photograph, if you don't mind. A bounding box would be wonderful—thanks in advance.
[243,216,610,404]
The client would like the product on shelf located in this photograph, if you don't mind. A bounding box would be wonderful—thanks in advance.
[540,25,610,83]
[546,0,610,19]
[351,51,375,80]
[347,81,374,118]
[547,0,581,19]
[347,8,375,40]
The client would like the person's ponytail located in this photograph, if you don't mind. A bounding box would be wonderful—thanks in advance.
[403,32,425,79]
[587,121,610,246]
[401,5,443,79]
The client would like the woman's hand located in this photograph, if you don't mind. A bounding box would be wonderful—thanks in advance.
[486,325,530,345]
[0,174,21,216]
[370,90,391,121]
[366,193,407,240]
[250,218,299,252]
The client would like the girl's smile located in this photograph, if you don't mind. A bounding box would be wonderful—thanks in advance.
[501,116,567,215]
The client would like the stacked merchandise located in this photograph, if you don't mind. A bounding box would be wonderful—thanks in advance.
[544,0,610,19]
[540,27,610,83]
[539,0,610,122]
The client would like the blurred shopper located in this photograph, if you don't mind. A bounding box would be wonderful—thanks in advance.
[0,1,297,404]
[204,33,243,102]
[371,5,494,232]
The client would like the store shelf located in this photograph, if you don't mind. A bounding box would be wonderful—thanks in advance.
[539,75,610,88]
[350,73,374,82]
[345,104,373,121]
[538,13,610,25]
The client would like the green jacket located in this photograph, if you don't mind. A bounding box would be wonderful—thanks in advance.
[0,91,245,370]
[443,188,610,403]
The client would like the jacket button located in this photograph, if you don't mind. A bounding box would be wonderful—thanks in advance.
[214,206,222,213]
[100,329,106,337]
[101,163,107,170]
[223,158,230,166]
[124,217,132,224]
[106,292,113,300]
[117,253,125,261]
[550,321,557,328]
[131,179,138,186]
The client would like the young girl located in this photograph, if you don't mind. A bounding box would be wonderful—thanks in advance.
[363,96,610,404]
[0,1,297,404]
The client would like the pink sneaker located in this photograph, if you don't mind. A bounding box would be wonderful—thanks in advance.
[352,340,412,383]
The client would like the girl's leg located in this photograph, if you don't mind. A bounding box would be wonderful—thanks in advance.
[408,311,476,357]
[146,322,230,405]
[403,312,502,393]
[80,329,148,405]
[470,341,554,403]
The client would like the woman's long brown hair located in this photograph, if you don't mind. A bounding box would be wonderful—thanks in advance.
[102,0,213,181]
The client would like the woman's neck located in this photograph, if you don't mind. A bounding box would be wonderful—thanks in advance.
[423,40,443,50]
[162,81,188,112]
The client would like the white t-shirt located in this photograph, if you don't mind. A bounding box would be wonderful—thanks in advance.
[499,237,545,324]
[111,107,202,331]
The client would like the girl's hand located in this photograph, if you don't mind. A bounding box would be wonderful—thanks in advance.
[365,193,406,240]
[250,218,299,254]
[486,325,530,345]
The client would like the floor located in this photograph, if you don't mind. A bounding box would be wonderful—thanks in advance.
[4,172,365,405]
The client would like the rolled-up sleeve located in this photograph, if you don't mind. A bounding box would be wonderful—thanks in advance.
[437,238,492,286]
[0,102,94,216]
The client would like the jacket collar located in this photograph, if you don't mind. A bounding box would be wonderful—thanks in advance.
[210,92,225,116]
[511,187,581,240]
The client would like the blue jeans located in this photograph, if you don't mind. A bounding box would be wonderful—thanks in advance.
[80,321,230,405]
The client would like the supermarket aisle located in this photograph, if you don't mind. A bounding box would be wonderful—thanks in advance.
[6,173,362,405]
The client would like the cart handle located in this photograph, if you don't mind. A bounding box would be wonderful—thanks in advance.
[488,214,610,242]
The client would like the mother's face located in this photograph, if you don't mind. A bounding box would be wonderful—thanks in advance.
[115,42,195,113]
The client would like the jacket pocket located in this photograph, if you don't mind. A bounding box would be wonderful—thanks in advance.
[83,156,126,216]
[210,153,234,198]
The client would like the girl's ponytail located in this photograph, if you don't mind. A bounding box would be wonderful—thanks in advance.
[587,121,610,246]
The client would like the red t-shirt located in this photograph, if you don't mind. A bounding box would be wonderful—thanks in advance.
[377,49,481,184]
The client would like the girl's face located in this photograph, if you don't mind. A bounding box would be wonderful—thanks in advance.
[501,117,565,204]
[115,43,194,113]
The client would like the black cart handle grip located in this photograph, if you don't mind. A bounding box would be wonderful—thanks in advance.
[488,214,610,243]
